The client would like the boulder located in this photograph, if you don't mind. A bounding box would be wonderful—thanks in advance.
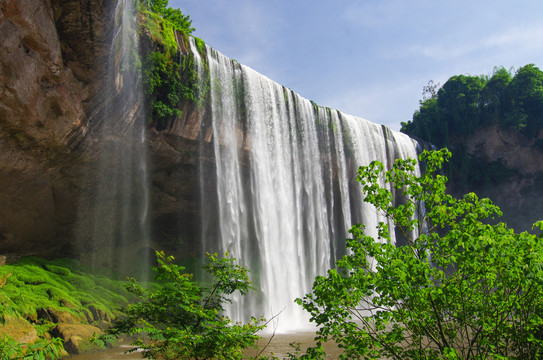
[37,307,79,324]
[0,316,38,344]
[87,304,111,323]
[50,323,102,354]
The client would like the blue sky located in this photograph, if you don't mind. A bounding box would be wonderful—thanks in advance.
[170,0,543,131]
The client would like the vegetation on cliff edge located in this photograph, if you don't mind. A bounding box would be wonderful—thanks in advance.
[400,65,543,221]
[138,0,206,129]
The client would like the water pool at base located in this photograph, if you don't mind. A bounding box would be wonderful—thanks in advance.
[64,332,342,359]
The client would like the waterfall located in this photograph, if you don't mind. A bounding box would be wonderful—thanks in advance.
[75,0,150,279]
[196,44,420,332]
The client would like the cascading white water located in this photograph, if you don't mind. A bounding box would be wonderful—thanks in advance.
[194,44,420,332]
[76,0,150,278]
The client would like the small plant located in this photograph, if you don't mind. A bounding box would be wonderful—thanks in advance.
[0,336,64,360]
[194,37,206,55]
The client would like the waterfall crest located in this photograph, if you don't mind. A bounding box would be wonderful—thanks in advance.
[195,44,420,332]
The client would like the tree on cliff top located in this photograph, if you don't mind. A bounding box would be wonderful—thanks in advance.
[142,0,194,35]
[401,64,543,146]
[297,149,543,359]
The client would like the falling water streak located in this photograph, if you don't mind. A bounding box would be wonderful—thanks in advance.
[188,38,207,103]
[76,0,149,279]
[120,0,150,279]
[197,44,420,332]
[328,110,352,260]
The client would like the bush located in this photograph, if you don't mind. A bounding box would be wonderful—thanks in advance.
[100,251,266,360]
[297,149,543,359]
[0,336,64,360]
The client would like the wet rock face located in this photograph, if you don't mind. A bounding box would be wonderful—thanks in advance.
[0,0,84,141]
[0,0,203,261]
[0,0,112,259]
[463,125,543,175]
[51,0,114,84]
[449,125,543,232]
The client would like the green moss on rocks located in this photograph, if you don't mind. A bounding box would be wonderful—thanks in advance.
[141,9,178,54]
[0,257,133,328]
[0,257,137,354]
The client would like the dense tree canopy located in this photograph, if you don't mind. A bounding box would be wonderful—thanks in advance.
[401,64,543,147]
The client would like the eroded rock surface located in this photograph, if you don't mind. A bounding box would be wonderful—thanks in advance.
[0,0,115,259]
[450,125,543,231]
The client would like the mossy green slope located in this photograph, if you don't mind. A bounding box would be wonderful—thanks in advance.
[0,257,133,338]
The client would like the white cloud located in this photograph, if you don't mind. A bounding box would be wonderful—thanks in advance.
[407,24,543,61]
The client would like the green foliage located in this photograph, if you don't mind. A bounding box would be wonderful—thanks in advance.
[481,66,512,120]
[0,272,65,359]
[297,149,543,359]
[141,48,203,128]
[138,1,205,128]
[507,64,543,132]
[139,0,194,56]
[141,0,194,36]
[147,0,168,14]
[162,7,194,35]
[437,74,486,140]
[402,64,543,146]
[0,335,64,360]
[100,251,265,360]
[194,37,206,55]
[408,96,442,145]
[143,50,183,124]
[0,257,131,324]
[141,9,178,53]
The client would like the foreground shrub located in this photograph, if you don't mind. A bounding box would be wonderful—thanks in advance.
[298,149,543,359]
[100,251,266,360]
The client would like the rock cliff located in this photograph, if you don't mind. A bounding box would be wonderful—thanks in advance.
[0,0,108,258]
[0,0,209,262]
[448,125,543,231]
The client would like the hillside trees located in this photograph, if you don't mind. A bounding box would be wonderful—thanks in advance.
[437,75,486,142]
[401,65,543,226]
[401,64,543,146]
[481,66,511,121]
[506,64,543,132]
[297,149,543,359]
